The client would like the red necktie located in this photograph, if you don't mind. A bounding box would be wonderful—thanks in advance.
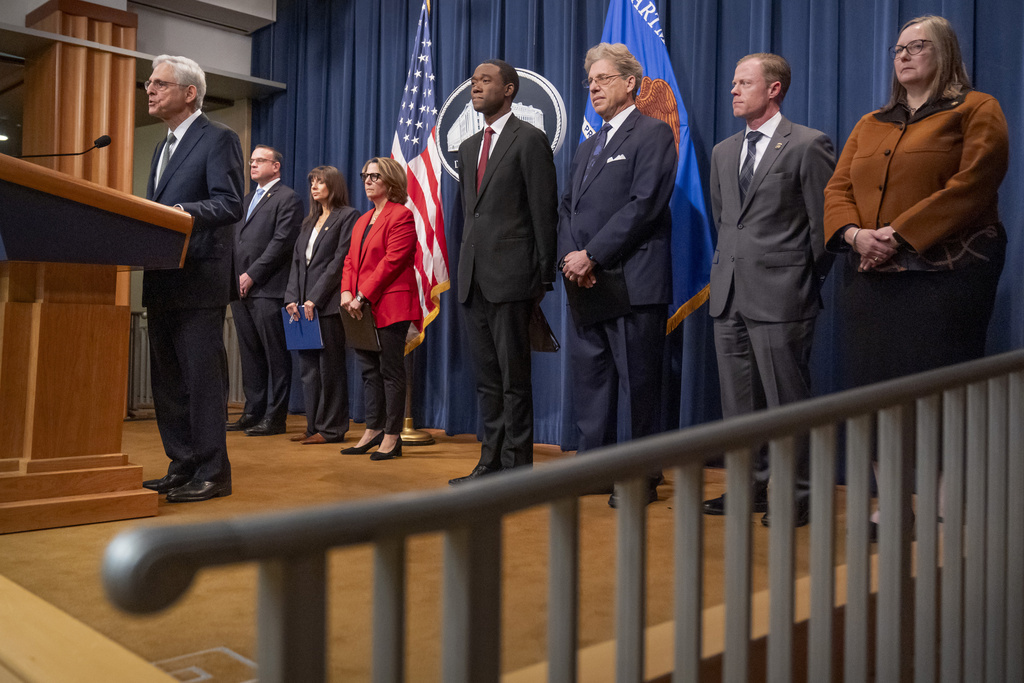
[476,126,494,191]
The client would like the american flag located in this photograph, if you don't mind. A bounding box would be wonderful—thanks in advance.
[391,0,449,354]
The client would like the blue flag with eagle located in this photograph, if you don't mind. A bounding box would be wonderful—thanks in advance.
[580,0,713,332]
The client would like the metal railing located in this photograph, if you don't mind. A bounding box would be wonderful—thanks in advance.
[103,350,1024,682]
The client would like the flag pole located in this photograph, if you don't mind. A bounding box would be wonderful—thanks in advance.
[400,352,434,445]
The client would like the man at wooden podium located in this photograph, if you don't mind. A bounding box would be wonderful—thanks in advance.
[140,55,244,502]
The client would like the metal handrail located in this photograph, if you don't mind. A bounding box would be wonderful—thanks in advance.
[102,348,1024,682]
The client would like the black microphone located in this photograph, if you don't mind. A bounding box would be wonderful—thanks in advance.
[18,135,112,159]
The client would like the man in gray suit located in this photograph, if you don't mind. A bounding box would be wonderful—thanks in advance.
[449,59,558,484]
[705,53,835,527]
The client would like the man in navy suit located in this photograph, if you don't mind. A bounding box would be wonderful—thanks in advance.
[228,145,302,437]
[449,59,558,485]
[141,54,244,503]
[557,43,677,507]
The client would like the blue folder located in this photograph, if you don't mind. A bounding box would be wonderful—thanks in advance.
[281,307,324,350]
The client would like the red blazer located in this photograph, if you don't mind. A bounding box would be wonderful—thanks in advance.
[341,201,421,328]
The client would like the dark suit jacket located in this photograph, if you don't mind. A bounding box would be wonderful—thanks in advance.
[285,206,360,316]
[143,113,244,310]
[232,181,303,300]
[341,202,421,328]
[456,114,558,303]
[708,115,836,322]
[557,108,677,308]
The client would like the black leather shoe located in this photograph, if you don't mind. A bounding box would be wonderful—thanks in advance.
[370,437,402,461]
[703,488,769,515]
[142,473,191,493]
[341,431,385,454]
[165,479,232,503]
[244,417,286,436]
[448,464,501,485]
[608,483,659,509]
[761,499,811,528]
[226,413,259,431]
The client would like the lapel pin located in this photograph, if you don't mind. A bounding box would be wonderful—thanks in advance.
[774,142,782,149]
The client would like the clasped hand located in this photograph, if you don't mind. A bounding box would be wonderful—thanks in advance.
[562,249,597,288]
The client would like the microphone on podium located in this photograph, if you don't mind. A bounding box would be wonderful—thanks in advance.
[18,135,112,159]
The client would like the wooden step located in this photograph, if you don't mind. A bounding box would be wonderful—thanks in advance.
[0,574,176,682]
[0,464,144,503]
[0,488,157,534]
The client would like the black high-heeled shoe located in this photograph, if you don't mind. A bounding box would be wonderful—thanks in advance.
[340,431,384,455]
[370,437,402,461]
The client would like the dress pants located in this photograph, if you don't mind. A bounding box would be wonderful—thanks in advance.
[297,312,348,441]
[462,281,534,470]
[568,305,666,454]
[148,306,231,483]
[713,304,814,496]
[355,320,409,435]
[230,296,292,423]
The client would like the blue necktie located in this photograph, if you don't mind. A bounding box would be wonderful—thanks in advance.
[738,130,762,203]
[583,122,612,182]
[246,186,266,222]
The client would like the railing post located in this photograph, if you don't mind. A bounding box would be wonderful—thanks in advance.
[876,402,915,682]
[372,537,406,683]
[673,461,703,683]
[963,381,988,680]
[767,436,795,683]
[549,497,579,683]
[845,414,872,683]
[615,477,648,683]
[442,519,502,683]
[257,552,327,683]
[984,377,1008,682]
[1006,370,1024,683]
[807,424,836,683]
[724,447,753,683]
[915,394,940,683]
[941,387,966,683]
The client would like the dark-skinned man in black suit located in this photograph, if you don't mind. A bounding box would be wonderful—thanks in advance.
[141,54,244,503]
[227,145,302,437]
[449,59,558,485]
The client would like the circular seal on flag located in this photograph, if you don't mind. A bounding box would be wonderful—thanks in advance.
[436,68,567,180]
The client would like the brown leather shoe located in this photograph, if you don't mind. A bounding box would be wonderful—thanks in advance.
[301,433,327,445]
[290,433,310,442]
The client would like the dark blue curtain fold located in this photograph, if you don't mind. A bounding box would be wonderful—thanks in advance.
[253,0,1024,449]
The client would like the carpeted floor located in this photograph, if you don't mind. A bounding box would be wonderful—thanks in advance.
[0,414,845,681]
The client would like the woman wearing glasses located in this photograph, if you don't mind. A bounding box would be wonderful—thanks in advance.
[285,166,359,445]
[824,15,1008,536]
[339,158,420,460]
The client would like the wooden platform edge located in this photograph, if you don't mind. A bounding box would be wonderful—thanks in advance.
[0,574,177,683]
[0,488,157,534]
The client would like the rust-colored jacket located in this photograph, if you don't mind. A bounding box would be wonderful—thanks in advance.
[824,89,1008,253]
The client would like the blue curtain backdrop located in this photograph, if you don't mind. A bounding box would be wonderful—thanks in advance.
[252,0,1024,450]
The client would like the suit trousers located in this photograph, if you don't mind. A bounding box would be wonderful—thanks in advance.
[230,296,292,423]
[297,313,348,441]
[713,305,814,495]
[568,305,666,453]
[148,306,231,483]
[354,320,409,435]
[462,281,534,470]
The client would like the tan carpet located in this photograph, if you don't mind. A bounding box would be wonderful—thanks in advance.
[0,414,845,681]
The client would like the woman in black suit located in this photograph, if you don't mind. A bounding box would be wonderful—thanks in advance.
[284,166,359,444]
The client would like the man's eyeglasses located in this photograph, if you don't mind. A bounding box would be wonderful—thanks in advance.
[360,172,382,182]
[144,79,188,91]
[250,158,274,165]
[889,39,932,59]
[583,73,625,89]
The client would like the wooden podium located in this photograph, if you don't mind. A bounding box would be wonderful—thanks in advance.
[0,156,192,534]
[0,0,194,533]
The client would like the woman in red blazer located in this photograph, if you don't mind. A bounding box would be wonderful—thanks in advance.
[339,157,421,460]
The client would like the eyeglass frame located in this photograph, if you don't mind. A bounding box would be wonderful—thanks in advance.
[889,39,933,59]
[360,172,383,182]
[144,79,189,92]
[249,157,276,165]
[582,73,626,89]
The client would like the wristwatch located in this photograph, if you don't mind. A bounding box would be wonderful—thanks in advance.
[355,293,369,305]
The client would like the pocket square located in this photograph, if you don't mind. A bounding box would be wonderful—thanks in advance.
[606,154,627,163]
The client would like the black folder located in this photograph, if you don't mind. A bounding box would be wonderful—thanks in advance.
[342,307,381,352]
[281,308,324,350]
[562,265,631,327]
